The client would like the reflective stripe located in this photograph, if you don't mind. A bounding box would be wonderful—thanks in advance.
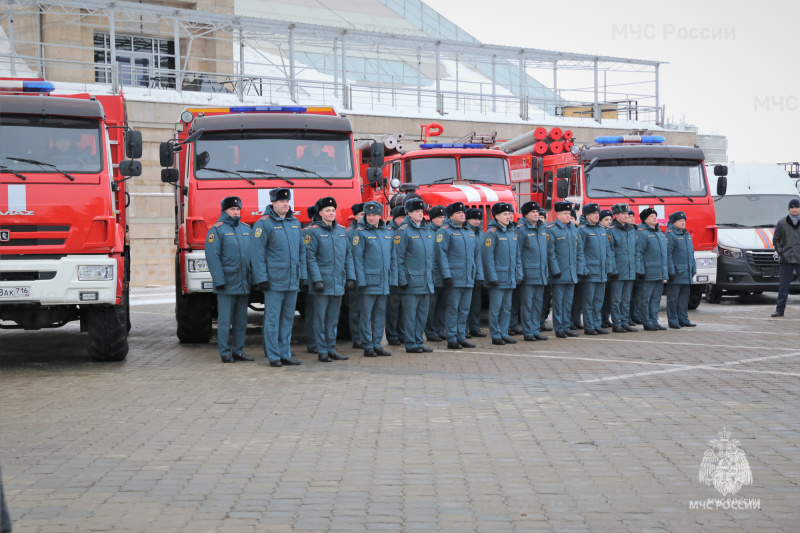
[450,184,481,202]
[8,184,26,212]
[472,184,499,202]
[258,189,270,212]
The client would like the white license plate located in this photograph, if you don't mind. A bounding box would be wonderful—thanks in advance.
[696,276,708,282]
[0,286,31,299]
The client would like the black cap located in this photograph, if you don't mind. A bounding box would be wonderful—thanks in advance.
[306,205,318,219]
[491,202,514,217]
[569,210,578,220]
[405,197,425,213]
[669,211,687,224]
[428,205,446,219]
[315,197,337,211]
[351,203,364,215]
[611,202,630,215]
[221,196,242,211]
[521,201,541,217]
[465,208,483,221]
[539,208,547,217]
[391,205,406,219]
[444,202,465,218]
[599,209,613,220]
[269,188,291,202]
[554,201,572,213]
[640,207,658,222]
[790,198,800,209]
[362,201,382,215]
[582,203,600,216]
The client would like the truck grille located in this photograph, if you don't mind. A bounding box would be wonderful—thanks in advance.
[0,225,70,247]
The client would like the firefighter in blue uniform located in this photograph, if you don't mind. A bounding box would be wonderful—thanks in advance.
[599,209,614,328]
[665,211,697,329]
[539,208,553,332]
[635,207,668,330]
[577,203,615,335]
[392,197,435,353]
[251,188,306,367]
[306,196,357,362]
[347,202,365,348]
[608,203,639,333]
[465,208,486,338]
[425,205,447,341]
[628,207,643,325]
[435,202,483,350]
[206,196,254,363]
[352,201,394,357]
[482,202,522,345]
[385,205,406,345]
[303,205,320,353]
[547,201,583,338]
[569,208,584,330]
[516,201,549,342]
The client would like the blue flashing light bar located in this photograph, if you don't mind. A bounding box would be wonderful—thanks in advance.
[0,79,55,93]
[595,135,665,145]
[419,143,485,149]
[229,105,307,114]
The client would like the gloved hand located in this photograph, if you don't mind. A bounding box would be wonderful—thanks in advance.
[551,272,562,279]
[443,277,454,286]
[345,279,356,291]
[517,279,524,285]
[257,281,270,292]
[579,273,589,280]
[668,273,676,282]
[313,281,325,292]
[608,273,619,280]
[299,279,306,288]
[637,273,646,281]
[215,284,226,291]
[400,284,409,290]
[489,280,499,287]
[474,280,483,289]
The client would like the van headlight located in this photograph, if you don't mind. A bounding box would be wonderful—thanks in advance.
[78,265,114,281]
[718,246,742,260]
[696,258,716,269]
[188,259,209,272]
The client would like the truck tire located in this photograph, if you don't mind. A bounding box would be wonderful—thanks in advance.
[176,292,213,344]
[87,303,129,362]
[688,285,703,310]
[706,286,723,304]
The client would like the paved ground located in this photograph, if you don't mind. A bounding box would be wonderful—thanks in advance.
[1,291,799,532]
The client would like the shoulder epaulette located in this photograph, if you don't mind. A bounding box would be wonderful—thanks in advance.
[213,222,223,228]
[487,228,497,233]
[547,223,556,228]
[399,224,408,230]
[579,224,587,228]
[310,224,319,229]
[241,222,251,228]
[358,226,364,232]
[259,215,271,221]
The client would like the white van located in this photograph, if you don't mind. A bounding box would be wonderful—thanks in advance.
[707,162,800,302]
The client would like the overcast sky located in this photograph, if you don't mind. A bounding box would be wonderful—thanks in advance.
[423,0,799,164]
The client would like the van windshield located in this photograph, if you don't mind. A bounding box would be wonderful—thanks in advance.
[715,195,799,227]
[585,159,707,198]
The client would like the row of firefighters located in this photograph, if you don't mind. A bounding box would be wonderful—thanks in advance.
[205,188,697,365]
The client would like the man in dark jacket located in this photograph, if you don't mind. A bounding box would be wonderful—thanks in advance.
[206,196,254,363]
[482,202,522,345]
[516,201,549,341]
[636,207,668,331]
[608,203,638,333]
[772,198,800,317]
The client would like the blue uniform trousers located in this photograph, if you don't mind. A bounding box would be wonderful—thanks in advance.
[601,282,612,325]
[610,280,634,327]
[776,263,800,312]
[541,285,552,329]
[402,293,430,350]
[263,290,297,362]
[630,281,641,323]
[348,290,363,344]
[638,281,663,327]
[425,287,446,339]
[467,285,482,333]
[304,291,315,350]
[360,293,387,350]
[509,286,521,332]
[488,288,513,340]
[551,284,575,333]
[311,294,342,355]
[666,283,690,326]
[444,287,472,343]
[582,281,606,331]
[571,282,584,328]
[386,287,404,343]
[216,294,248,358]
[520,285,545,337]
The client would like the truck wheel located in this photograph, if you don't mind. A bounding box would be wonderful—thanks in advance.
[87,303,129,362]
[176,292,213,343]
[706,286,723,304]
[688,285,703,310]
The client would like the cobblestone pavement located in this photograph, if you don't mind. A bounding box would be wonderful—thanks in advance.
[1,291,799,532]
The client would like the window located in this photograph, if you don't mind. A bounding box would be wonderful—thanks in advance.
[94,33,175,88]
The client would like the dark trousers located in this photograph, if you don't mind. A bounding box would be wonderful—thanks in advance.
[311,294,342,355]
[551,283,575,333]
[444,287,472,342]
[348,290,362,343]
[263,290,297,362]
[402,293,430,349]
[386,287,404,342]
[425,287,446,338]
[582,281,606,331]
[509,286,522,332]
[610,280,634,327]
[540,285,552,329]
[216,293,248,358]
[1,463,10,533]
[638,281,663,326]
[304,290,315,349]
[630,281,641,322]
[571,282,584,327]
[467,284,483,333]
[776,263,800,311]
[360,293,387,349]
[488,288,513,340]
[601,281,612,325]
[520,284,545,337]
[666,283,690,326]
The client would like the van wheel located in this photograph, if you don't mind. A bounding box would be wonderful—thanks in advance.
[688,285,703,310]
[706,286,723,304]
[87,304,129,361]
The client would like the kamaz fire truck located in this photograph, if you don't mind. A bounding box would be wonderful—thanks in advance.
[160,105,371,343]
[507,130,726,309]
[0,79,142,360]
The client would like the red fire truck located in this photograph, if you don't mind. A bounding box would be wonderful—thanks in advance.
[0,79,142,360]
[508,131,726,309]
[160,105,369,343]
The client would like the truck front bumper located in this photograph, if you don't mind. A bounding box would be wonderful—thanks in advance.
[185,250,213,294]
[693,251,717,285]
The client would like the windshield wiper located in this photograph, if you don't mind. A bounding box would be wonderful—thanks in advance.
[275,164,333,186]
[652,186,694,202]
[423,177,456,186]
[621,186,664,202]
[466,179,499,186]
[591,188,636,203]
[0,165,27,181]
[6,157,75,181]
[716,222,749,228]
[753,224,777,228]
[239,170,294,186]
[200,167,255,185]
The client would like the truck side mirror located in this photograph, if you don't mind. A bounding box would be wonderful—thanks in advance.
[125,130,143,159]
[556,179,568,198]
[716,175,727,197]
[119,160,142,177]
[195,151,210,170]
[556,168,567,180]
[366,167,382,185]
[161,168,179,184]
[159,142,175,167]
[714,164,728,177]
[370,142,385,167]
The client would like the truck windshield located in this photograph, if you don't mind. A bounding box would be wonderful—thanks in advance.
[194,131,353,180]
[585,159,707,199]
[0,115,103,173]
[715,195,799,227]
[405,156,509,186]
[459,157,509,185]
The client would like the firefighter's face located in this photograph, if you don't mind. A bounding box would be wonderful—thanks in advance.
[224,207,240,217]
[408,209,424,224]
[366,213,381,226]
[451,211,466,224]
[272,199,291,216]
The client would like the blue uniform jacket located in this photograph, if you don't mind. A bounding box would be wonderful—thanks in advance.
[306,219,356,296]
[577,216,615,282]
[608,219,637,281]
[516,218,549,285]
[392,216,435,294]
[250,206,306,291]
[666,223,696,284]
[547,219,583,284]
[435,217,483,288]
[353,220,394,295]
[636,223,668,281]
[481,219,522,289]
[205,212,252,295]
[428,221,444,287]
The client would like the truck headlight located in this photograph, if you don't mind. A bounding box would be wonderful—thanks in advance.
[188,259,209,272]
[696,258,716,269]
[718,246,742,260]
[78,265,114,281]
